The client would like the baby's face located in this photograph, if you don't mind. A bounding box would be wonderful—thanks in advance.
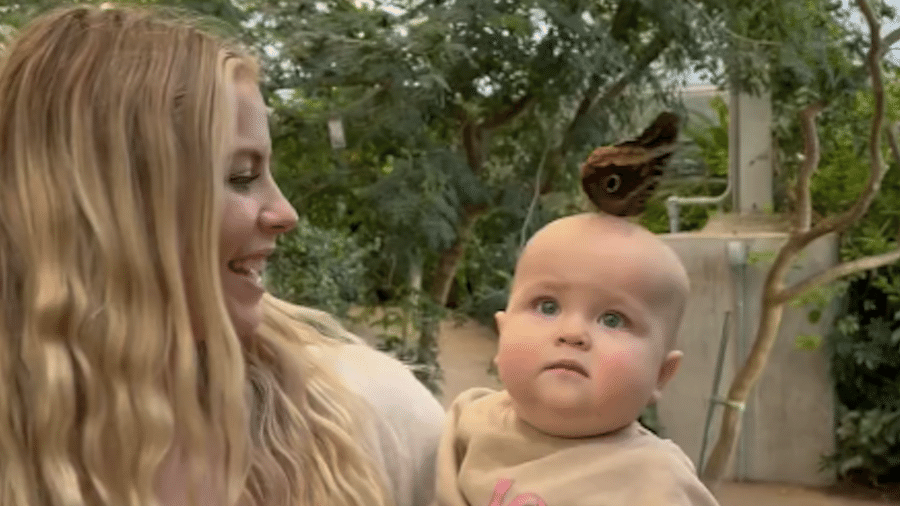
[494,215,685,438]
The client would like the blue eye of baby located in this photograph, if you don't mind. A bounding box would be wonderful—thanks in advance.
[599,312,624,328]
[536,299,559,316]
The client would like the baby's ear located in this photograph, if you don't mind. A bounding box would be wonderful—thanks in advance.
[492,312,507,369]
[494,310,507,334]
[651,350,683,403]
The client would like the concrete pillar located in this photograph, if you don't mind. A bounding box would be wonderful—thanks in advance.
[730,91,774,214]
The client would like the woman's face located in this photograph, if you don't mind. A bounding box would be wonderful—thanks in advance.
[220,79,297,339]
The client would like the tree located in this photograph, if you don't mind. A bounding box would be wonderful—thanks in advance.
[700,0,900,490]
[0,0,245,24]
[240,0,737,368]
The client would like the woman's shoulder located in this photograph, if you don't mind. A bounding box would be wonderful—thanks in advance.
[329,343,446,451]
[325,342,445,506]
[332,343,443,414]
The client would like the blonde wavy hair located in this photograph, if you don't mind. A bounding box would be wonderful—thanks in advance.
[0,6,390,506]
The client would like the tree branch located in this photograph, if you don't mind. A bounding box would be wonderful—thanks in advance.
[790,0,887,249]
[795,102,826,233]
[572,74,603,128]
[887,121,900,168]
[538,30,671,195]
[880,26,900,57]
[461,120,484,174]
[481,94,536,130]
[589,33,670,114]
[558,32,670,155]
[775,248,900,304]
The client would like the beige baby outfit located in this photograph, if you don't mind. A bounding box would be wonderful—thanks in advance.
[435,387,719,506]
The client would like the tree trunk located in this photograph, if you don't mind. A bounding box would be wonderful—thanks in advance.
[701,281,788,491]
[428,207,484,307]
[407,260,423,341]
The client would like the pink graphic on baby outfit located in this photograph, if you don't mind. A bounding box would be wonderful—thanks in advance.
[488,478,547,506]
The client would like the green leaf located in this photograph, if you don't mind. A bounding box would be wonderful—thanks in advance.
[807,308,822,324]
[747,250,777,265]
[795,334,823,351]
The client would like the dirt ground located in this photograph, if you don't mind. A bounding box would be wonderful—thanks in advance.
[432,317,897,506]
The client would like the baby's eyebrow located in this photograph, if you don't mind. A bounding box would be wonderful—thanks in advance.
[646,274,688,312]
[531,280,567,291]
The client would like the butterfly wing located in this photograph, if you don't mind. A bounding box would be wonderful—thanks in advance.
[580,112,679,217]
[618,111,679,149]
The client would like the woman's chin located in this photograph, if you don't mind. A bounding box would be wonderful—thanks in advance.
[226,301,263,341]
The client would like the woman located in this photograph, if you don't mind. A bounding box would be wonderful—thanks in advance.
[0,6,443,506]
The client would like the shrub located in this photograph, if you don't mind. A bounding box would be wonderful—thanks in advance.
[267,218,378,316]
[823,274,900,484]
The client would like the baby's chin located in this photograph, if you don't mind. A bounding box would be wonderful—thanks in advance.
[526,418,625,438]
[512,399,628,438]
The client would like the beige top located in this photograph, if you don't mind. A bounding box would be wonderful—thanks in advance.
[156,343,445,506]
[333,342,445,506]
[434,388,720,506]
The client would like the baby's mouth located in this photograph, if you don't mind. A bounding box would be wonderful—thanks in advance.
[544,359,589,377]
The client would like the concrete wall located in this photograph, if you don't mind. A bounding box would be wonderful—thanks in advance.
[731,91,774,215]
[658,228,838,486]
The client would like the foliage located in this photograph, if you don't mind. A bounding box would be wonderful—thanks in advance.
[705,72,900,485]
[364,297,446,395]
[267,218,379,316]
[825,406,900,483]
[818,140,900,483]
[723,0,882,219]
[718,0,872,103]
[691,3,900,479]
[449,199,561,327]
[230,0,755,393]
[0,0,246,30]
[813,79,900,485]
[830,311,900,412]
[690,96,731,180]
[640,95,731,234]
[242,0,735,307]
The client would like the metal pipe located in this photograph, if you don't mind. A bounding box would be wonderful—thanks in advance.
[699,311,732,472]
[727,240,750,480]
[665,86,740,233]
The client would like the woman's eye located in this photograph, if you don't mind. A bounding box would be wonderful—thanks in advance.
[599,312,624,328]
[228,155,262,190]
[228,172,259,190]
[535,299,560,316]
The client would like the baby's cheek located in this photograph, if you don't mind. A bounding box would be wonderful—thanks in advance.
[496,342,541,374]
[593,344,651,387]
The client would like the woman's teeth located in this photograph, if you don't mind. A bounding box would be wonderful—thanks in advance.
[228,260,264,284]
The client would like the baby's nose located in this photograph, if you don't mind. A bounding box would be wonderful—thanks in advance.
[556,321,591,350]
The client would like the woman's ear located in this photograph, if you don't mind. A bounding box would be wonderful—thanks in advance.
[651,350,683,403]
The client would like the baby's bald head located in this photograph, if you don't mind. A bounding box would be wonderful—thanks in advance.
[514,213,690,349]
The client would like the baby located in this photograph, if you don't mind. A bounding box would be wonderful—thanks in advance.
[434,213,719,506]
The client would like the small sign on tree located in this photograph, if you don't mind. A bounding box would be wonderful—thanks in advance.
[328,115,346,150]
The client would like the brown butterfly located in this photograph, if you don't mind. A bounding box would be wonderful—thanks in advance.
[580,111,679,217]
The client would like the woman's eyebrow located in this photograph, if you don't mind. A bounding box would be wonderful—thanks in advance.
[230,147,266,162]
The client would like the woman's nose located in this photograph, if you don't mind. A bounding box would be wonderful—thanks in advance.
[260,188,298,234]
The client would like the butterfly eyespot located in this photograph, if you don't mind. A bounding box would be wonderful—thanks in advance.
[580,111,679,217]
[603,174,622,193]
